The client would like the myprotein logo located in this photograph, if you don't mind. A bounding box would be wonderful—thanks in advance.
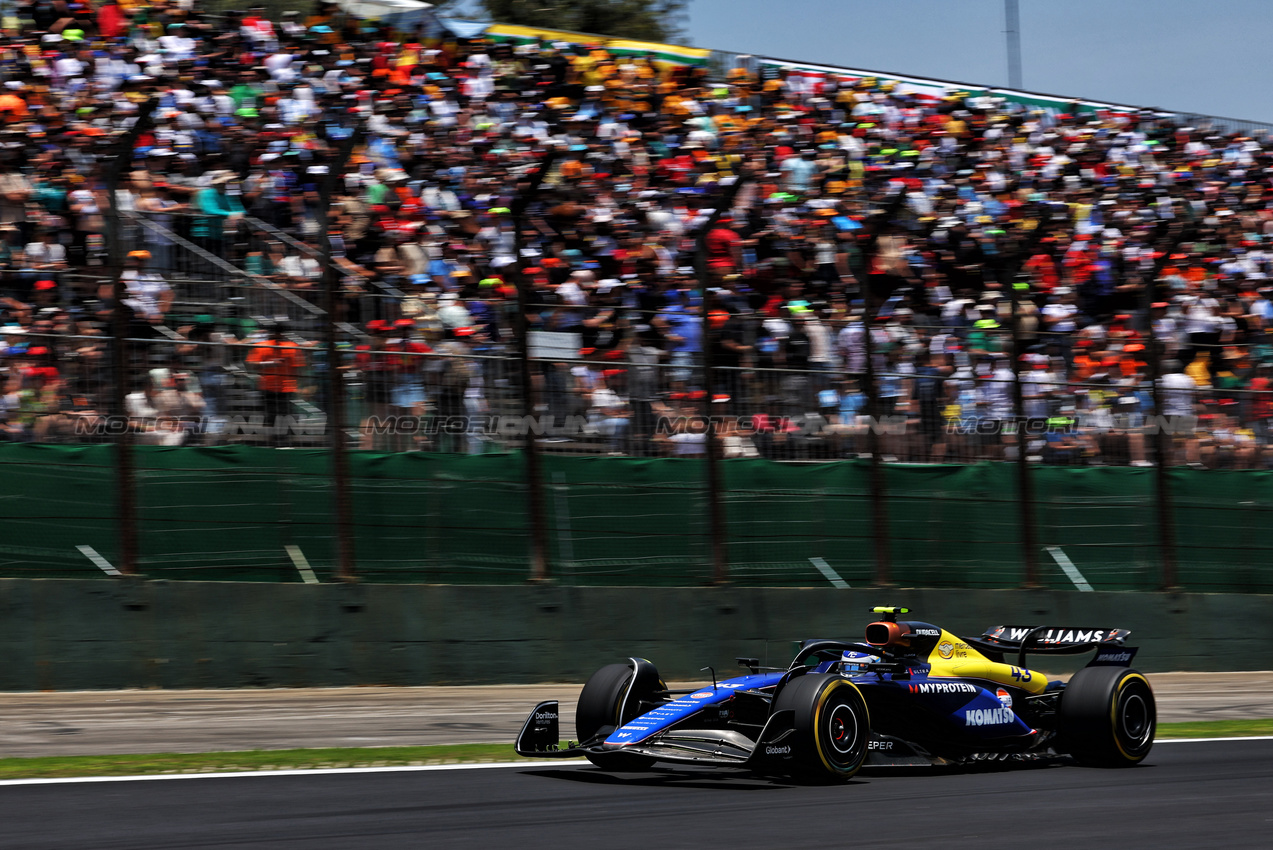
[909,682,978,695]
[964,707,1015,727]
[764,745,792,756]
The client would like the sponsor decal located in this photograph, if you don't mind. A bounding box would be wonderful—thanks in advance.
[841,652,880,673]
[964,707,1016,727]
[764,745,792,756]
[1094,650,1133,663]
[690,691,714,699]
[937,642,954,659]
[998,627,1122,645]
[533,710,558,722]
[996,688,1012,708]
[868,740,893,750]
[908,682,978,695]
[912,629,941,637]
[722,682,746,689]
[615,732,631,739]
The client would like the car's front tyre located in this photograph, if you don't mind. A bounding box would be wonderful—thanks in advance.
[772,674,870,782]
[575,661,663,770]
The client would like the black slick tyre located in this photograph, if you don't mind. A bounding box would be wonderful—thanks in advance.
[1059,666,1156,767]
[772,674,870,782]
[575,661,662,770]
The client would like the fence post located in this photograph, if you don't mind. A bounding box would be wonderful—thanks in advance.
[1145,222,1190,591]
[1145,305,1177,590]
[852,187,908,588]
[860,290,891,586]
[1001,210,1063,588]
[511,151,557,583]
[104,97,155,577]
[1008,275,1039,588]
[317,126,363,582]
[695,175,748,586]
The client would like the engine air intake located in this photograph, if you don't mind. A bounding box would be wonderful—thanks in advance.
[865,621,910,648]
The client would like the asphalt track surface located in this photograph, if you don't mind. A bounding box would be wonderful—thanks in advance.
[3,738,1271,849]
[1,672,1270,757]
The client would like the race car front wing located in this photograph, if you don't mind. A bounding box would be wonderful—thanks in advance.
[514,700,806,768]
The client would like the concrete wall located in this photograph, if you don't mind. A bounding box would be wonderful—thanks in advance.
[2,579,1271,690]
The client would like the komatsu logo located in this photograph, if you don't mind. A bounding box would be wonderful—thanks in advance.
[910,682,978,695]
[964,707,1015,727]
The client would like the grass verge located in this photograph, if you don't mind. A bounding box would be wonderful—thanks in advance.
[1,719,1270,780]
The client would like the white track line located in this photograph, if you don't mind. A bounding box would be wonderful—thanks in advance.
[0,760,588,787]
[3,737,1271,787]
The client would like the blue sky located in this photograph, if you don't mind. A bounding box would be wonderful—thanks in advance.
[679,0,1273,123]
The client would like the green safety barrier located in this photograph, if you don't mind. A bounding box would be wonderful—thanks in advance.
[2,444,1272,592]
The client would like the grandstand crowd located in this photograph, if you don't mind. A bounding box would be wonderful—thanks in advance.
[1,0,1273,466]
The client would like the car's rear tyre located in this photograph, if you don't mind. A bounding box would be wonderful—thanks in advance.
[772,674,870,782]
[1059,666,1156,767]
[576,661,663,770]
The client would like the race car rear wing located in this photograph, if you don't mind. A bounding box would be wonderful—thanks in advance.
[965,625,1137,669]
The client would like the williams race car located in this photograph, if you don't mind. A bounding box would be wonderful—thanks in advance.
[515,607,1155,781]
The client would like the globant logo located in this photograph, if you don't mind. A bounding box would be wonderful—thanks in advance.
[764,745,792,756]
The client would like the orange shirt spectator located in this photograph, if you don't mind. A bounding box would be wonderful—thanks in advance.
[246,339,305,393]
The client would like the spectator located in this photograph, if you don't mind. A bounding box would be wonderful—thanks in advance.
[245,321,305,446]
[0,2,1268,467]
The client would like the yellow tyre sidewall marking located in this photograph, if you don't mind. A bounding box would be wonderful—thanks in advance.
[812,680,869,775]
[1111,672,1153,762]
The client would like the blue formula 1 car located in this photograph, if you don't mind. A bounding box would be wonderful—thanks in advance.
[515,607,1156,781]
